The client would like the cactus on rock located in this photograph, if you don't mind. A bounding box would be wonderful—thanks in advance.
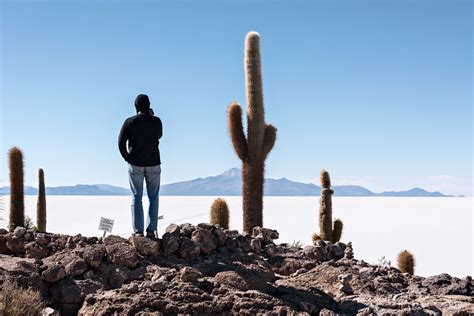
[228,31,277,233]
[397,250,415,275]
[210,198,230,229]
[314,170,344,243]
[8,147,25,231]
[37,168,47,232]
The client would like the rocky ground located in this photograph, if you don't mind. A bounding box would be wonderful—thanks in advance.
[0,224,472,315]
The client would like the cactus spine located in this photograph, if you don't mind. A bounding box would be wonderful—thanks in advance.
[37,168,47,232]
[397,250,415,275]
[210,198,230,229]
[228,31,277,233]
[315,170,344,243]
[8,147,25,231]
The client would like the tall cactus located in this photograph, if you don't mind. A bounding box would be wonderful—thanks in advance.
[8,147,25,231]
[313,169,344,243]
[228,31,277,233]
[319,170,333,241]
[37,168,47,232]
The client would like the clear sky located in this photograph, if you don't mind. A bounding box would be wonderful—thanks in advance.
[0,0,472,196]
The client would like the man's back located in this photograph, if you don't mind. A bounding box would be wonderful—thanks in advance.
[118,112,163,167]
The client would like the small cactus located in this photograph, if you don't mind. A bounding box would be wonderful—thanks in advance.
[318,170,344,243]
[397,250,415,275]
[332,219,343,243]
[8,147,25,231]
[228,31,277,233]
[37,168,47,232]
[210,198,229,229]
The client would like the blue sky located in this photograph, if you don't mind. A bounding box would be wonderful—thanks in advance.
[0,0,472,196]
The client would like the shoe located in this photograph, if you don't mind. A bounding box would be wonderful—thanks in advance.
[146,232,156,239]
[132,232,144,237]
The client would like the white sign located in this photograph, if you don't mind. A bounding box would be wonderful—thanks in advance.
[99,217,114,233]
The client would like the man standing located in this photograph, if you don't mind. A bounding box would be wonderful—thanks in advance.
[118,94,163,238]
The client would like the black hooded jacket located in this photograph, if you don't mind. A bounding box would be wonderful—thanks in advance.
[118,112,163,166]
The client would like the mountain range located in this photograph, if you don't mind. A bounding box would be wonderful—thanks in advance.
[0,168,451,197]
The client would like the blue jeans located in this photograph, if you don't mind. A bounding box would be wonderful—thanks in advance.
[128,163,161,234]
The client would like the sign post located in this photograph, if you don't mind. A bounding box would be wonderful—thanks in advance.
[99,217,114,238]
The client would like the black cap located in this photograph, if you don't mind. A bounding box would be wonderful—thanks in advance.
[135,94,150,113]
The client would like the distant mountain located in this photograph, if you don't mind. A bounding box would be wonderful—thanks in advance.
[0,184,130,196]
[0,168,451,197]
[379,188,447,197]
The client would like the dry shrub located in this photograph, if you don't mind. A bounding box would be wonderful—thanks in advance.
[0,278,46,316]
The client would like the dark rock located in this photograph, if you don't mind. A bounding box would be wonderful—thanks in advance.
[13,226,27,238]
[197,223,214,230]
[224,229,240,239]
[0,235,9,254]
[338,273,353,294]
[303,244,326,261]
[41,263,66,283]
[165,223,181,236]
[123,282,139,293]
[50,277,82,304]
[421,273,472,295]
[162,235,179,256]
[24,230,35,241]
[180,267,203,282]
[129,235,159,257]
[35,233,50,245]
[178,237,200,260]
[271,257,302,276]
[109,266,130,288]
[344,241,354,259]
[83,270,95,279]
[327,242,344,260]
[103,235,128,246]
[64,256,88,277]
[25,241,49,259]
[179,223,196,237]
[191,228,217,255]
[250,238,261,254]
[0,228,8,235]
[83,244,106,268]
[214,271,249,291]
[224,238,238,252]
[105,242,138,268]
[252,227,279,242]
[129,265,147,280]
[236,235,251,252]
[211,226,227,246]
[6,235,25,255]
[264,244,278,257]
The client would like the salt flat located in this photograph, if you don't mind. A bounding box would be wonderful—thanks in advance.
[1,196,472,277]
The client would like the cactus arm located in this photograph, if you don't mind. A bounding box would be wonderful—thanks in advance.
[262,124,276,159]
[228,102,248,161]
[332,219,343,243]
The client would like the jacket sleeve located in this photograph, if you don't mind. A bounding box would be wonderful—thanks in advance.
[157,117,163,140]
[118,120,130,162]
